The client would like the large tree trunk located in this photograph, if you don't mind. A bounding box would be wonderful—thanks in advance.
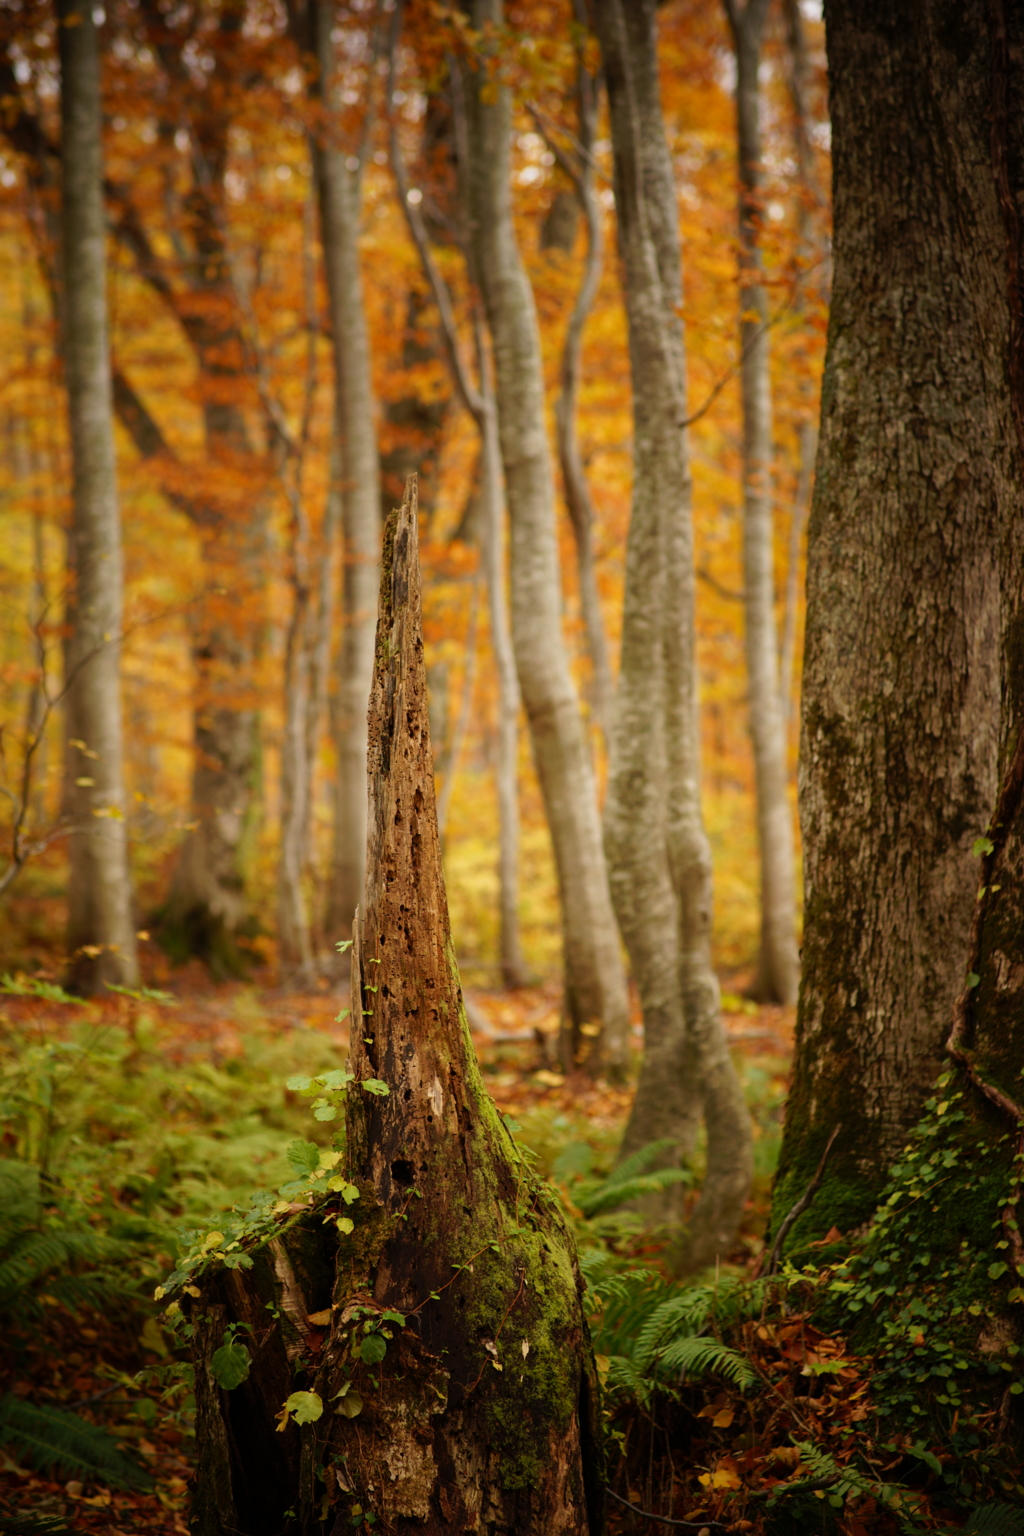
[595,0,752,1266]
[308,0,382,946]
[772,0,1024,1238]
[462,0,630,1077]
[186,481,602,1536]
[723,0,800,1007]
[58,0,138,996]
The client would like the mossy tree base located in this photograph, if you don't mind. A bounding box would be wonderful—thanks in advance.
[186,481,602,1536]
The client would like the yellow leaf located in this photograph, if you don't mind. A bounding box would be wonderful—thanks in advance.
[336,1216,354,1234]
[698,1463,742,1490]
[306,1309,332,1327]
[712,1408,735,1428]
[75,777,95,787]
[200,1231,225,1252]
[153,1286,166,1301]
[184,1285,201,1298]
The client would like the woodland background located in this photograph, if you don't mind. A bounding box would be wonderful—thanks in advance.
[0,0,828,987]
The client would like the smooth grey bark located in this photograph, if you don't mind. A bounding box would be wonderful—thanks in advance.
[773,0,1024,1232]
[537,23,614,746]
[57,0,138,995]
[595,0,752,1264]
[307,0,382,945]
[462,0,630,1074]
[388,30,528,986]
[724,0,800,1006]
[278,467,317,981]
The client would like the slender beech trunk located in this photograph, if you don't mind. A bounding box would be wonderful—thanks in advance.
[548,25,614,746]
[308,0,382,944]
[279,482,317,981]
[462,0,630,1075]
[187,482,602,1536]
[724,0,800,1006]
[595,0,752,1265]
[389,30,528,986]
[773,0,1024,1238]
[478,378,528,988]
[57,0,138,995]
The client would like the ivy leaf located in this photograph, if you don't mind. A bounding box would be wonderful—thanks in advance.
[286,1075,313,1092]
[319,1069,353,1090]
[361,1079,390,1097]
[359,1333,387,1364]
[313,1106,336,1121]
[211,1336,251,1391]
[336,1389,363,1418]
[989,1262,1009,1280]
[286,1140,322,1176]
[966,973,981,990]
[276,1390,323,1431]
[972,836,995,857]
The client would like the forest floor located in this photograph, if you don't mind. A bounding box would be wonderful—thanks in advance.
[0,965,792,1535]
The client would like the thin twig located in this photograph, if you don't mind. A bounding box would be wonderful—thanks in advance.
[759,1123,842,1277]
[606,1487,727,1529]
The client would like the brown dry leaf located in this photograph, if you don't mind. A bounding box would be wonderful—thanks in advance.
[712,1408,735,1428]
[766,1446,802,1469]
[807,1225,844,1248]
[306,1308,332,1327]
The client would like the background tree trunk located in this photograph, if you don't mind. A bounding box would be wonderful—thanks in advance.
[187,481,602,1536]
[462,0,630,1077]
[388,25,528,986]
[309,0,382,947]
[773,0,1024,1241]
[595,0,752,1265]
[58,0,138,996]
[723,0,800,1007]
[545,22,615,749]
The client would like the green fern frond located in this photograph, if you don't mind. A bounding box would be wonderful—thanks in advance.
[577,1167,691,1218]
[0,1394,151,1490]
[961,1503,1024,1536]
[633,1289,717,1365]
[600,1139,681,1191]
[656,1334,758,1389]
[603,1354,656,1408]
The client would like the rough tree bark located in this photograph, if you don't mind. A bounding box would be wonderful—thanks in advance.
[723,0,800,1007]
[772,0,1024,1238]
[462,0,630,1075]
[594,0,752,1266]
[187,481,602,1536]
[778,0,822,729]
[57,0,138,995]
[307,0,383,945]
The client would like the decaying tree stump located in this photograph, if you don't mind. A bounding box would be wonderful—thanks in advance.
[186,478,603,1536]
